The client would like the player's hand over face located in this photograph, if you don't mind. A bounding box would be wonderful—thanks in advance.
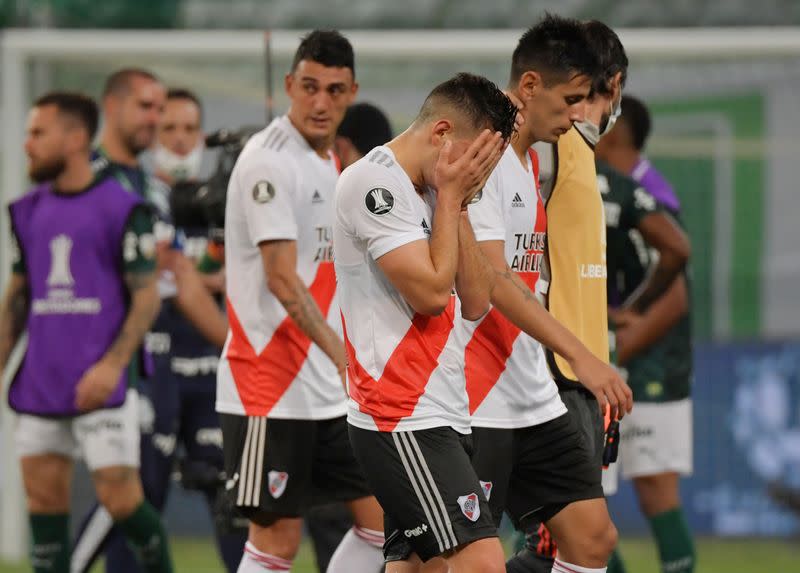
[75,359,125,412]
[434,130,504,208]
[569,349,633,421]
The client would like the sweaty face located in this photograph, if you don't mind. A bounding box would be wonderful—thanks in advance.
[286,60,357,150]
[25,105,69,182]
[530,74,592,143]
[158,98,202,156]
[115,76,166,156]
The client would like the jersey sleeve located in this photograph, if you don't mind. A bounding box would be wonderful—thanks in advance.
[623,184,662,231]
[340,171,427,260]
[237,153,298,246]
[467,168,505,243]
[122,204,158,274]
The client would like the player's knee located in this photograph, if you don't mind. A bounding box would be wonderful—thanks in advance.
[248,517,303,560]
[26,484,69,514]
[586,519,617,563]
[94,466,144,519]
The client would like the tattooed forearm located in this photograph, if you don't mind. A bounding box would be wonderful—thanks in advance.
[104,273,160,368]
[494,267,539,305]
[0,275,29,374]
[277,282,328,338]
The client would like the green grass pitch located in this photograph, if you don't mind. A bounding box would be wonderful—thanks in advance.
[1,536,799,572]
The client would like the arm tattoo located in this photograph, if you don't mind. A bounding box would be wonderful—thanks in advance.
[494,266,539,305]
[266,244,341,364]
[104,271,159,367]
[0,278,29,372]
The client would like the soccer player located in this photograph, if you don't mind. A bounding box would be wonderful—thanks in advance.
[216,30,384,573]
[596,94,696,573]
[0,92,173,573]
[465,16,631,573]
[303,100,394,573]
[72,70,228,573]
[336,71,517,572]
[508,20,632,573]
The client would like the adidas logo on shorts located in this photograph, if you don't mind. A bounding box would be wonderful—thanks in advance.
[312,190,324,204]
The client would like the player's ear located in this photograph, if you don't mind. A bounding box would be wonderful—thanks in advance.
[430,119,453,147]
[284,72,295,96]
[519,71,541,101]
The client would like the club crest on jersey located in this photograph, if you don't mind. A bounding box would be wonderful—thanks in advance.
[268,470,289,499]
[479,480,493,501]
[457,493,481,522]
[252,180,275,204]
[365,187,394,215]
[47,234,75,287]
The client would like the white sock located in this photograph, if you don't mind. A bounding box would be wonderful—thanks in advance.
[237,541,292,572]
[553,558,607,573]
[327,526,385,573]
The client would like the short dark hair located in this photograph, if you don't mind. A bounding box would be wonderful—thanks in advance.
[102,68,160,99]
[620,95,652,151]
[418,72,517,141]
[583,20,628,96]
[511,13,599,86]
[166,87,204,123]
[34,91,99,140]
[291,30,355,77]
[337,102,393,156]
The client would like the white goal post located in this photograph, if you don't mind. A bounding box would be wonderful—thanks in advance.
[2,27,800,562]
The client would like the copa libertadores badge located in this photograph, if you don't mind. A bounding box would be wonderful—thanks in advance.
[365,187,394,215]
[253,180,275,204]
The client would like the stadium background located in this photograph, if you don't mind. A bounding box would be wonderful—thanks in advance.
[1,1,800,571]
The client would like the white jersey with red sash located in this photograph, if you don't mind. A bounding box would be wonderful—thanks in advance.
[463,146,566,429]
[216,116,345,419]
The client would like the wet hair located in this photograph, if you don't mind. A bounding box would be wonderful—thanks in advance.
[511,13,599,86]
[291,30,355,77]
[337,102,393,156]
[34,91,99,140]
[620,94,652,151]
[583,20,628,96]
[102,68,160,99]
[417,72,517,140]
[166,87,204,124]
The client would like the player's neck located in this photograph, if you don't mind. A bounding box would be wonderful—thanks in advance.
[99,129,139,167]
[511,131,535,170]
[386,131,426,192]
[54,158,95,193]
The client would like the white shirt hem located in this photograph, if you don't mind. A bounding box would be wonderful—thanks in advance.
[470,402,567,430]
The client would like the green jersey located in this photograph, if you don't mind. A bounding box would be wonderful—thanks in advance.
[599,160,691,402]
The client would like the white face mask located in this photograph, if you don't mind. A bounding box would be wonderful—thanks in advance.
[575,92,623,146]
[601,93,623,137]
[153,143,204,182]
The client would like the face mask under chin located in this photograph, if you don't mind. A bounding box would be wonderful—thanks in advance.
[575,94,622,146]
[154,143,204,182]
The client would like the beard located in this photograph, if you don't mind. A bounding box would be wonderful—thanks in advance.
[122,127,156,157]
[28,156,66,183]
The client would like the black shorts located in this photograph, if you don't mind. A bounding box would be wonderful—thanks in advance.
[220,414,371,520]
[348,424,497,562]
[471,407,604,529]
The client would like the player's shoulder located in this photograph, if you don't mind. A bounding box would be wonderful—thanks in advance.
[338,147,406,202]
